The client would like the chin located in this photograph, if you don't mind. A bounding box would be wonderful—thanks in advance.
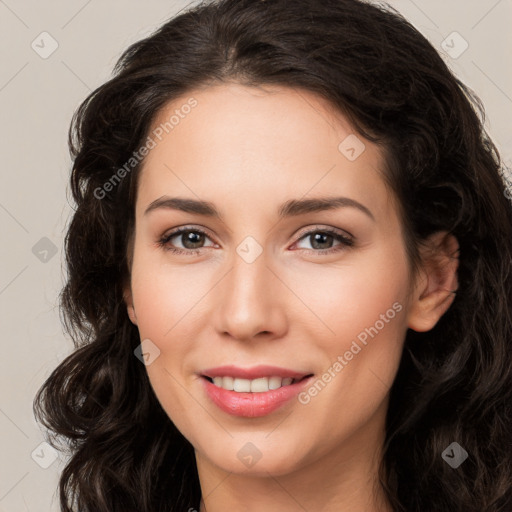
[196,435,308,476]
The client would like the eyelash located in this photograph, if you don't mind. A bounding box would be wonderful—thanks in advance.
[156,225,354,256]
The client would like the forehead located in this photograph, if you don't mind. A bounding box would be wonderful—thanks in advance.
[136,83,394,222]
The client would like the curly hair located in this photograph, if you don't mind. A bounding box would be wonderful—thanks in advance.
[33,0,512,510]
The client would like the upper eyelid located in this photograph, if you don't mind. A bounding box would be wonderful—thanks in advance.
[294,224,353,240]
[164,225,215,241]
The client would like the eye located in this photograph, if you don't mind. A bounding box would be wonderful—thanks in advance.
[156,225,354,256]
[156,227,216,255]
[292,227,354,254]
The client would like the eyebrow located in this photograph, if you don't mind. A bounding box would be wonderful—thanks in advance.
[143,195,375,221]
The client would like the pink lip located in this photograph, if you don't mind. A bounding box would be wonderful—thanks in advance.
[200,364,309,380]
[199,367,314,418]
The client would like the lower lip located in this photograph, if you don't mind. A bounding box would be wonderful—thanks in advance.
[201,376,314,418]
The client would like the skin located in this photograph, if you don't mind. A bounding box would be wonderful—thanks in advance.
[124,82,459,512]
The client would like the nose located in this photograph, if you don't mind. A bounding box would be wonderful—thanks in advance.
[213,249,288,342]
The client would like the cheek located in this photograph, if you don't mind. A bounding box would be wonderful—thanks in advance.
[296,285,407,456]
[317,275,406,399]
[129,268,201,439]
[130,252,207,337]
[287,243,409,346]
[128,254,209,405]
[296,243,409,410]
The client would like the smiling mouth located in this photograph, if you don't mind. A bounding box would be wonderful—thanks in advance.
[201,374,314,393]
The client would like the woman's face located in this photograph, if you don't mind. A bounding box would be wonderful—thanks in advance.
[125,83,417,477]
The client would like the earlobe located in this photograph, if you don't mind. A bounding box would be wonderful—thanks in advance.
[123,285,138,326]
[407,231,459,333]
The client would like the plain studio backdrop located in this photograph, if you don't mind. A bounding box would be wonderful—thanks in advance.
[0,0,511,510]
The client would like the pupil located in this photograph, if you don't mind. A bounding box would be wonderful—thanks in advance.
[312,232,332,250]
[184,231,203,248]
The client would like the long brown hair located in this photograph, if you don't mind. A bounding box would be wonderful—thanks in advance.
[33,0,512,510]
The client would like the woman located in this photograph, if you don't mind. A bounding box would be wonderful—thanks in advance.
[33,0,512,510]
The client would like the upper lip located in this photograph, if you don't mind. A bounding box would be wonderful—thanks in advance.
[200,365,312,380]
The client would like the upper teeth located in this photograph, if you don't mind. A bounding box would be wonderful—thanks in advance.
[211,376,295,392]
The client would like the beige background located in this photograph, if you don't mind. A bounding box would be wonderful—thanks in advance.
[0,0,511,510]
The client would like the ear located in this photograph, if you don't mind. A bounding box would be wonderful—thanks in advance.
[407,231,459,332]
[123,283,138,326]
